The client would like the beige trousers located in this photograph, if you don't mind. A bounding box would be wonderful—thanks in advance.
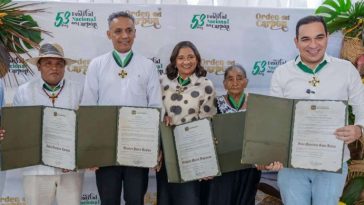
[23,173,83,205]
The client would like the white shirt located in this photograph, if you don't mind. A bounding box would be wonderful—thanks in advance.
[13,77,83,175]
[81,51,162,108]
[270,54,364,161]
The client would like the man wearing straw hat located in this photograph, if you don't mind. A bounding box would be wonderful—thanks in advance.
[11,42,84,205]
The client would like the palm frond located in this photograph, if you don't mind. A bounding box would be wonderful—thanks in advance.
[316,0,351,23]
[315,0,364,44]
[0,0,49,78]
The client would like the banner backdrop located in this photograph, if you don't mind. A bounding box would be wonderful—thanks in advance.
[1,2,342,205]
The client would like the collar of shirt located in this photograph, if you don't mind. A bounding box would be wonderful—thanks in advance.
[40,78,65,92]
[176,73,198,85]
[114,49,132,62]
[294,53,331,73]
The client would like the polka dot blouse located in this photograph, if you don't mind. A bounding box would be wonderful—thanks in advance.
[161,73,217,125]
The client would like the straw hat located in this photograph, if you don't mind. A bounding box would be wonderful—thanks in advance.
[27,43,76,65]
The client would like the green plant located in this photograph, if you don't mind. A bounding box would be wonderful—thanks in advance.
[0,0,50,77]
[341,176,364,205]
[315,0,364,39]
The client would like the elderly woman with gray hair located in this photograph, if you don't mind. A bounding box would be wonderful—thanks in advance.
[202,64,282,205]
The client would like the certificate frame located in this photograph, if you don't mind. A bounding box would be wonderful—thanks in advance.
[160,118,221,183]
[241,94,346,173]
[0,105,160,171]
[0,106,77,171]
[211,112,253,173]
[76,105,161,169]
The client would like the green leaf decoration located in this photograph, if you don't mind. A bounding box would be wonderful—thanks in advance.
[0,0,50,78]
[316,0,351,21]
[315,0,364,38]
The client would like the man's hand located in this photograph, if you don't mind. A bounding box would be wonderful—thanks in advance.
[335,125,362,144]
[199,176,214,181]
[256,161,283,171]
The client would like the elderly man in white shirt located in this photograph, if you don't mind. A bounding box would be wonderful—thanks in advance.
[81,11,162,205]
[270,15,364,205]
[12,43,84,205]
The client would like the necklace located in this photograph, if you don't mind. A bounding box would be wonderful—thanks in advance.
[42,80,65,106]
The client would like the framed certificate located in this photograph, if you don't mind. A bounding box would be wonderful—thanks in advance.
[1,106,76,171]
[0,105,160,171]
[241,94,346,173]
[160,118,220,183]
[76,106,160,169]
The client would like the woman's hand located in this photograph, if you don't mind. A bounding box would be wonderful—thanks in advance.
[164,116,172,126]
[153,150,163,172]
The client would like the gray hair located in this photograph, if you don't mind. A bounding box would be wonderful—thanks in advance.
[224,64,247,80]
[107,11,135,26]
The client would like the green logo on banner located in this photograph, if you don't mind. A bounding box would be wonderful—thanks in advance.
[190,12,230,31]
[54,10,98,29]
[190,14,206,29]
[252,61,267,75]
[252,59,286,76]
[55,11,71,27]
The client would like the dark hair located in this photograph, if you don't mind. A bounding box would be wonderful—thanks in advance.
[108,11,135,26]
[296,15,327,38]
[166,41,207,80]
[224,64,247,80]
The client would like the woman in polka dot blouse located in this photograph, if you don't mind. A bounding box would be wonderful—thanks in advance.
[157,41,217,205]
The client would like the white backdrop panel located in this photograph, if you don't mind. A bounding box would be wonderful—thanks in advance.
[0,2,341,205]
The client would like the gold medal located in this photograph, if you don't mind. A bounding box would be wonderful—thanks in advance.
[309,76,320,87]
[113,50,133,79]
[118,69,128,79]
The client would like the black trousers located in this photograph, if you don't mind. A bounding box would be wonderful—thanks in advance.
[96,166,149,205]
[157,164,201,205]
[202,168,261,205]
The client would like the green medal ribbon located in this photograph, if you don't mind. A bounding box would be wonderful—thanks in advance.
[43,80,64,92]
[42,80,66,106]
[112,50,133,68]
[296,56,327,75]
[177,76,191,86]
[228,93,245,110]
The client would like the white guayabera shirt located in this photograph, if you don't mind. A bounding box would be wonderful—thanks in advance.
[13,77,83,175]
